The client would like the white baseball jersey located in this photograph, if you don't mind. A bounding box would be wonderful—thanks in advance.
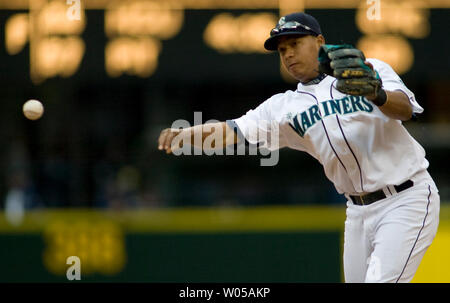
[228,58,440,282]
[230,59,427,196]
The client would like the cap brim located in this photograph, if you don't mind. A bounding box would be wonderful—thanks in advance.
[264,32,311,51]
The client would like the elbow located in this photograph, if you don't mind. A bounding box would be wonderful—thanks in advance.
[381,104,413,121]
[401,106,413,121]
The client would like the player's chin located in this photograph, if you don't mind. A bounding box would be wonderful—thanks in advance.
[288,66,306,81]
[288,64,299,73]
[289,71,304,82]
[285,67,298,78]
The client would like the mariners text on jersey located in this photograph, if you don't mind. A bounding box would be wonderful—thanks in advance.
[232,58,429,194]
[289,95,374,137]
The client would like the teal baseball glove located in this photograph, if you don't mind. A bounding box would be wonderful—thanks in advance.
[318,44,383,98]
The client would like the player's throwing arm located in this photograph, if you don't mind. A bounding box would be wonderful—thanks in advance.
[158,122,238,154]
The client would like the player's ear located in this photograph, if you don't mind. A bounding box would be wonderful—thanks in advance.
[316,34,325,46]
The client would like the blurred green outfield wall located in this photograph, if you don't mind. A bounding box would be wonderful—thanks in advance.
[0,206,344,282]
[1,205,449,283]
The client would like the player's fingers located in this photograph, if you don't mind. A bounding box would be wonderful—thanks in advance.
[167,132,181,154]
[170,133,181,152]
[162,131,174,150]
[158,129,169,150]
[164,129,182,151]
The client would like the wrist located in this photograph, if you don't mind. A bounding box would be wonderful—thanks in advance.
[367,89,387,107]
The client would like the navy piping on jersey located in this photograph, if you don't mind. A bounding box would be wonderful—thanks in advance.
[330,80,365,192]
[395,184,431,283]
[335,116,364,192]
[329,79,336,99]
[296,90,349,176]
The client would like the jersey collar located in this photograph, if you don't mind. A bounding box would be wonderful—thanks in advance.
[299,73,327,86]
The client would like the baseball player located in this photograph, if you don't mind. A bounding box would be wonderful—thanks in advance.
[158,12,440,283]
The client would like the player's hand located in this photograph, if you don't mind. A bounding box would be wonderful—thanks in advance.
[158,128,183,154]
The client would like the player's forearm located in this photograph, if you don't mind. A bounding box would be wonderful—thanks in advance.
[184,122,238,149]
[158,122,239,154]
[368,90,413,121]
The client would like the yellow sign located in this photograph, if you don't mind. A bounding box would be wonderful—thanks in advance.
[43,220,126,276]
[413,224,450,283]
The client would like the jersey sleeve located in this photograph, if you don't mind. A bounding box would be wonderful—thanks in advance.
[227,96,286,151]
[367,58,423,114]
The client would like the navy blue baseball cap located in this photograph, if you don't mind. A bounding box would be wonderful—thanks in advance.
[264,12,322,51]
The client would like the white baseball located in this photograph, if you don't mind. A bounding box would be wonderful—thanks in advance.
[23,99,44,120]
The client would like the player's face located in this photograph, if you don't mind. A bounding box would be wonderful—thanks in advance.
[277,35,325,83]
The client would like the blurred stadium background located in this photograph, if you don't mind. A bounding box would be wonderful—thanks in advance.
[0,0,449,282]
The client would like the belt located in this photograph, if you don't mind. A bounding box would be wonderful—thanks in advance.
[350,179,414,206]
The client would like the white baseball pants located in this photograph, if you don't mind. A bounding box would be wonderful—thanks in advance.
[343,171,440,283]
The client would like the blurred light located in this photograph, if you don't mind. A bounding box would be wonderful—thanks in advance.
[22,0,87,83]
[203,13,277,54]
[1,0,440,84]
[2,0,450,10]
[105,37,161,77]
[356,0,430,39]
[357,35,414,75]
[173,0,276,9]
[38,0,85,35]
[4,189,25,226]
[104,0,183,39]
[35,36,85,78]
[5,14,28,55]
[279,0,304,15]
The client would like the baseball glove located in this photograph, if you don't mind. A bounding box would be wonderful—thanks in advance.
[318,44,383,98]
